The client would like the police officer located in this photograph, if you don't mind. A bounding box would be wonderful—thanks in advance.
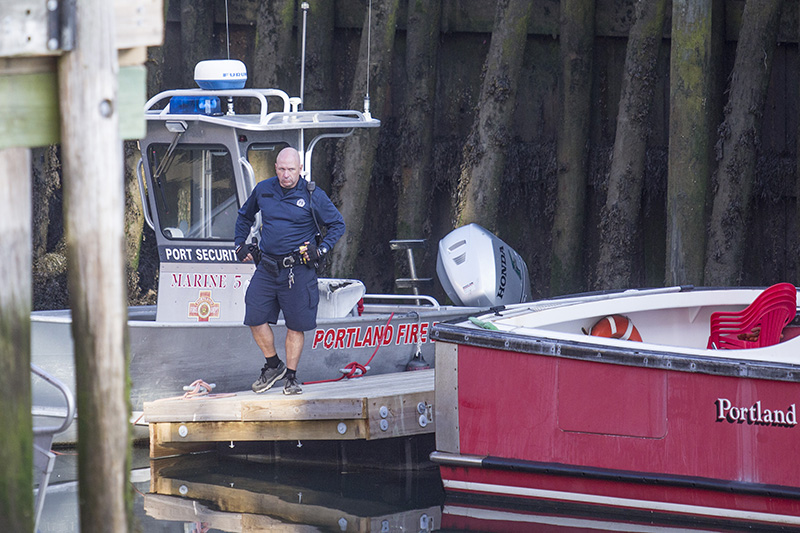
[234,147,345,394]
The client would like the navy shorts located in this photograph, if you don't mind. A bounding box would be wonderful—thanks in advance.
[244,261,319,331]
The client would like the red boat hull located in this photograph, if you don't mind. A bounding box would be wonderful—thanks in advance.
[432,338,800,527]
[439,464,800,527]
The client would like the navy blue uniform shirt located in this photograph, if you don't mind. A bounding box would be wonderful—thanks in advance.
[234,177,345,256]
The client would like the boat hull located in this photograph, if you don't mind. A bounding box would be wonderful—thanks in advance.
[430,323,800,528]
[32,304,474,443]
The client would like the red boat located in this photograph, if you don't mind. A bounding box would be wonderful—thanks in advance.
[430,284,800,529]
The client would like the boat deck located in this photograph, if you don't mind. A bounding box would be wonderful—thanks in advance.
[144,369,435,458]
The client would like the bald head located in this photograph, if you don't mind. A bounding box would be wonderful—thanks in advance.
[275,147,303,189]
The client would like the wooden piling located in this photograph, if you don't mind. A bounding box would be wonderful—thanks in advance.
[0,147,33,532]
[0,1,161,530]
[58,1,130,529]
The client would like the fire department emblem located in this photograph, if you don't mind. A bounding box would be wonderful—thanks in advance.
[188,290,220,322]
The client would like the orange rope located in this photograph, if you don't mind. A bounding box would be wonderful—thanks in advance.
[181,379,216,398]
[148,379,237,403]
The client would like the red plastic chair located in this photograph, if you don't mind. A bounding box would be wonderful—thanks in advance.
[707,283,797,349]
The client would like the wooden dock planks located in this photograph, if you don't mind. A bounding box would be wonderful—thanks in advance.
[144,369,435,458]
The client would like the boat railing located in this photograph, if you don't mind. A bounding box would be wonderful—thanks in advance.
[144,88,291,118]
[495,285,694,320]
[144,88,380,133]
[257,109,378,128]
[362,293,440,311]
[135,158,155,230]
[32,363,76,531]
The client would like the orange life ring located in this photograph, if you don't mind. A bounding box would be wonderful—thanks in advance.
[588,314,642,342]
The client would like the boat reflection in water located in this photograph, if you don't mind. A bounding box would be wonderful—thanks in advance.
[146,451,443,532]
[440,500,778,532]
[38,445,782,532]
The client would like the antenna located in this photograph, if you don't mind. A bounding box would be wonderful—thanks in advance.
[224,0,231,60]
[300,2,309,110]
[363,0,372,119]
[225,0,233,115]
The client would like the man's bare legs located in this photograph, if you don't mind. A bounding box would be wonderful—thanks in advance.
[251,322,277,358]
[251,322,304,371]
[284,329,304,371]
[250,323,284,392]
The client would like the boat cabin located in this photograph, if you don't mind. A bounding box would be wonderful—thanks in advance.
[136,60,378,323]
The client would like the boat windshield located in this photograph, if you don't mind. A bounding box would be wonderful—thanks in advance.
[247,142,289,183]
[147,143,238,241]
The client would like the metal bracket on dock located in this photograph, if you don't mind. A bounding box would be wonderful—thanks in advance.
[47,0,76,52]
[417,401,433,428]
[0,0,72,56]
[379,405,390,431]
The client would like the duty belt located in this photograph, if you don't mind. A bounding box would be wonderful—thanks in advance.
[267,252,301,269]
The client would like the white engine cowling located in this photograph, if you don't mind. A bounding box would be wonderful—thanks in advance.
[436,223,531,307]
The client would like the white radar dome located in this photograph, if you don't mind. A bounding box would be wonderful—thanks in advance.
[194,59,248,90]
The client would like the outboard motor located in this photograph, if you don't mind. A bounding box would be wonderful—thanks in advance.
[436,223,531,307]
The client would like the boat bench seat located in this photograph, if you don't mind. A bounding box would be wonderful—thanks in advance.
[316,279,366,318]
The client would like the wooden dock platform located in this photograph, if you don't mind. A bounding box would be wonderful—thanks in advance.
[143,369,435,458]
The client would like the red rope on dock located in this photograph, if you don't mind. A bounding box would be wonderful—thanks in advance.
[303,312,395,385]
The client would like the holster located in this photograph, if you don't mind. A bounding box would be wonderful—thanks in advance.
[260,256,279,277]
[251,245,262,265]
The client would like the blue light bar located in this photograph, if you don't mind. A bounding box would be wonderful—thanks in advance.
[168,96,222,115]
